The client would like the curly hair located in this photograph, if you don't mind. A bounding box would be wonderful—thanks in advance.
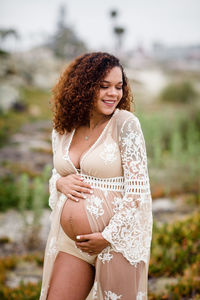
[51,52,134,134]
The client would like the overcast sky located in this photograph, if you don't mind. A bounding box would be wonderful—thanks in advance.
[0,0,200,52]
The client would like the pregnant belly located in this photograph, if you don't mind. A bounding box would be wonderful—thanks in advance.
[60,199,92,241]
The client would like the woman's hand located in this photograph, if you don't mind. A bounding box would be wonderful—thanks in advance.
[56,174,93,202]
[75,233,110,255]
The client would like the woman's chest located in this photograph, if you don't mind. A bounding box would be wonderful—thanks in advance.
[54,130,123,178]
[69,130,102,169]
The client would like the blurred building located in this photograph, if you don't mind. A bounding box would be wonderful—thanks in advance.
[151,42,200,72]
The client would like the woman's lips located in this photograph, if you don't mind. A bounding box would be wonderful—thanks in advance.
[102,100,116,107]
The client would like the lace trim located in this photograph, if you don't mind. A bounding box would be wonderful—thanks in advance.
[101,116,153,266]
[81,174,125,192]
[125,179,150,194]
[80,174,150,194]
[137,292,147,300]
[98,246,113,263]
[104,290,122,299]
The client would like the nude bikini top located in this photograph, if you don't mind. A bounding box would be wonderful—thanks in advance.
[53,109,138,179]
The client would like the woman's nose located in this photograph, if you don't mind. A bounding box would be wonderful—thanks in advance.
[107,87,118,96]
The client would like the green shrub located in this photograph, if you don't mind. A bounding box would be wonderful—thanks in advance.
[0,282,41,300]
[0,256,18,283]
[0,111,28,148]
[149,211,200,277]
[0,174,20,211]
[139,111,200,194]
[167,261,200,298]
[0,254,43,299]
[0,165,51,211]
[160,81,198,103]
[0,87,51,148]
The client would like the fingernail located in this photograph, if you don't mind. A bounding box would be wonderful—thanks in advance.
[76,199,79,202]
[90,190,93,194]
[83,195,86,199]
[76,235,80,240]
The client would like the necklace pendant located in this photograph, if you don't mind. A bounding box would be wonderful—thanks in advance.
[85,136,89,141]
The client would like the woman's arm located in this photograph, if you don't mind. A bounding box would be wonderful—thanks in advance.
[101,115,153,266]
[49,129,93,209]
[75,116,152,259]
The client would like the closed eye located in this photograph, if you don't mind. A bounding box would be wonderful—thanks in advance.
[100,86,122,90]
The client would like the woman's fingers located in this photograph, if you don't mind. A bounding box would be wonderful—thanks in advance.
[67,189,90,202]
[78,180,93,190]
[60,174,93,201]
[67,193,82,202]
[66,174,92,190]
[74,175,92,189]
[71,190,87,199]
[74,185,93,195]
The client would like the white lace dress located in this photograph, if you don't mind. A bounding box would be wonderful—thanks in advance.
[39,109,153,300]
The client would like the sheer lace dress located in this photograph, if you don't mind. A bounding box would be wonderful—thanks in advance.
[39,109,153,300]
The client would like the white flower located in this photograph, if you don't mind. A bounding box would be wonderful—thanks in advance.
[100,142,118,165]
[86,195,104,219]
[112,197,124,212]
[98,247,113,264]
[104,290,122,300]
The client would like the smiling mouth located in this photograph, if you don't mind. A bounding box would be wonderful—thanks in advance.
[102,100,116,104]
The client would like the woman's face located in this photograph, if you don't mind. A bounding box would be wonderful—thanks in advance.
[93,66,123,116]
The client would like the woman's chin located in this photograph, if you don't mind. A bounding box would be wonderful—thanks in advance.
[100,105,117,116]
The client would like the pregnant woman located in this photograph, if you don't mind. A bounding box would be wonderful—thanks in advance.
[39,52,153,300]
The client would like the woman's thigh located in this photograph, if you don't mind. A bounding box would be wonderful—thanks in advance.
[47,251,95,300]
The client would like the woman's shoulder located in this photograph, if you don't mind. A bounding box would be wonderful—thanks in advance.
[52,127,70,137]
[51,128,69,145]
[115,109,140,128]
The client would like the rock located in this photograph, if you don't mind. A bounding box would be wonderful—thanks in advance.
[152,198,176,213]
[0,209,24,243]
[13,47,64,89]
[0,209,51,247]
[6,260,43,288]
[0,84,20,112]
[0,120,52,175]
[149,277,178,295]
[32,71,58,90]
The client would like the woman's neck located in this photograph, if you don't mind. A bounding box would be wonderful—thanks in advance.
[88,112,111,130]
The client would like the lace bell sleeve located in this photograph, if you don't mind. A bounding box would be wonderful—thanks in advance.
[48,129,61,210]
[102,116,153,266]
